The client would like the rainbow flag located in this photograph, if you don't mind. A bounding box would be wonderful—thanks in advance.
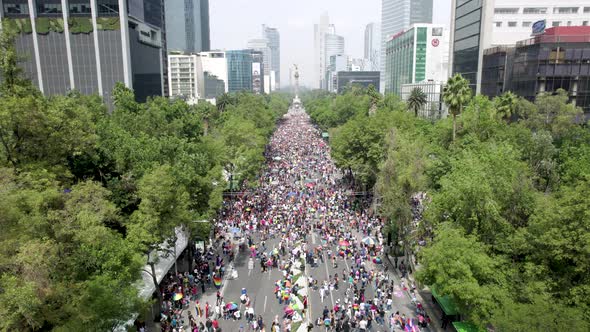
[213,276,222,289]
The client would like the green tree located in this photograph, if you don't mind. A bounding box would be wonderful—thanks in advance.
[407,87,427,117]
[443,74,472,141]
[416,223,508,326]
[493,91,518,121]
[492,295,589,332]
[518,89,584,143]
[376,128,430,255]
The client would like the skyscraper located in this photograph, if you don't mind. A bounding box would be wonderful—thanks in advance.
[380,0,433,91]
[2,0,167,106]
[324,35,345,91]
[262,25,280,89]
[246,38,271,79]
[314,12,330,89]
[449,0,495,93]
[364,22,381,71]
[247,38,272,93]
[164,0,211,53]
[226,50,253,93]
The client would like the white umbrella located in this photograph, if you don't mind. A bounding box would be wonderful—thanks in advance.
[361,236,376,246]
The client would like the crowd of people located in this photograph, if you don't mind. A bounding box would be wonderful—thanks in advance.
[155,105,431,331]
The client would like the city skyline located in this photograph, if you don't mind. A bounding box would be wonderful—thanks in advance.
[209,0,451,88]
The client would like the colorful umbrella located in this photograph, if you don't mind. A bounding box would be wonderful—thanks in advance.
[373,257,383,264]
[338,240,350,247]
[284,306,294,314]
[173,293,183,301]
[361,236,376,246]
[213,276,222,289]
[226,302,238,310]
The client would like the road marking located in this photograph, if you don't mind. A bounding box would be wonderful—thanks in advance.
[323,252,335,307]
[263,295,267,312]
[343,254,350,272]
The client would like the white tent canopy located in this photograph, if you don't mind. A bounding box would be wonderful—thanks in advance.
[137,226,189,300]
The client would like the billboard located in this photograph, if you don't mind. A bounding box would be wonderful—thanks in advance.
[531,20,546,36]
[252,62,262,94]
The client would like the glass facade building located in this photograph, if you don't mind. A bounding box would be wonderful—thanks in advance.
[226,50,252,93]
[482,27,590,115]
[385,24,448,96]
[381,0,433,91]
[0,0,167,106]
[385,29,415,95]
[164,0,210,53]
[449,0,494,93]
[262,25,280,89]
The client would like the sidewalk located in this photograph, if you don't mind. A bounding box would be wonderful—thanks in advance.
[383,253,446,332]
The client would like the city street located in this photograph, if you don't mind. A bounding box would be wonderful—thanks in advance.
[190,104,439,332]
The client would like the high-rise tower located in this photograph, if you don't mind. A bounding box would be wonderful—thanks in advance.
[164,0,210,53]
[262,24,280,89]
[380,0,433,91]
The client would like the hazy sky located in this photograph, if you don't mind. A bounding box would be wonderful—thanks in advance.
[210,0,451,88]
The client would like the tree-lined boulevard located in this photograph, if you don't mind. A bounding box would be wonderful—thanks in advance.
[1,23,590,331]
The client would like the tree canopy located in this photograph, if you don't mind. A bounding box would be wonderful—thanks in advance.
[302,83,590,330]
[0,27,289,329]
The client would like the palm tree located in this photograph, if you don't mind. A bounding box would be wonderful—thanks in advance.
[442,74,472,141]
[407,88,428,117]
[494,91,518,121]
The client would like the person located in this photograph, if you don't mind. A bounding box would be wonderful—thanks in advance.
[358,317,368,331]
[195,301,203,318]
[319,285,325,302]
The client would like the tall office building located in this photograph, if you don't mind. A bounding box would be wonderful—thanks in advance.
[364,22,381,71]
[164,0,210,53]
[1,0,167,105]
[449,0,495,93]
[325,34,345,68]
[324,33,344,90]
[168,53,204,104]
[314,12,330,89]
[327,54,348,92]
[247,38,271,78]
[490,1,590,46]
[385,24,449,95]
[380,0,433,91]
[262,24,280,89]
[226,50,252,93]
[247,38,273,93]
[250,50,264,94]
